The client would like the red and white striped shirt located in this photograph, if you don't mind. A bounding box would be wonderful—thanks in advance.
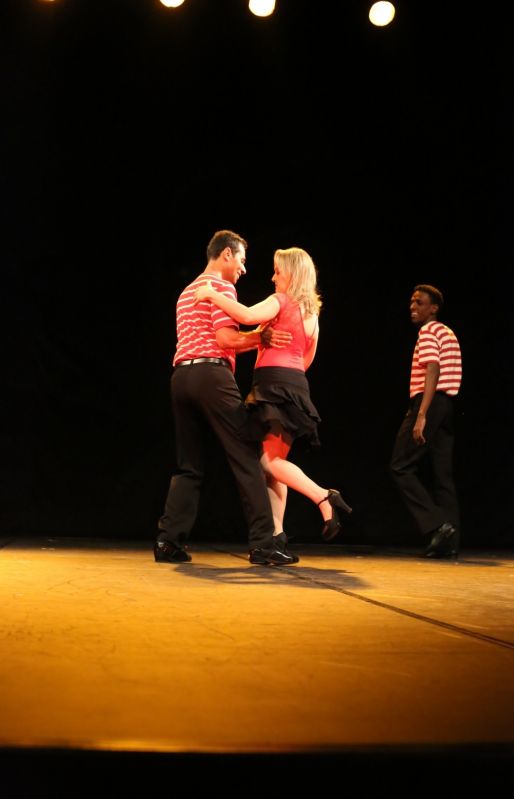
[410,320,462,398]
[173,275,238,372]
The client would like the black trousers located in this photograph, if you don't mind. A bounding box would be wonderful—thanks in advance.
[390,392,460,536]
[158,362,275,551]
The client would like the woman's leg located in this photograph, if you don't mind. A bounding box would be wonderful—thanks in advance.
[260,423,333,522]
[264,472,288,535]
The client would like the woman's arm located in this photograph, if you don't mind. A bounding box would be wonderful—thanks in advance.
[195,280,280,325]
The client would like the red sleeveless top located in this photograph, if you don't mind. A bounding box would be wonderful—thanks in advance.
[255,293,316,372]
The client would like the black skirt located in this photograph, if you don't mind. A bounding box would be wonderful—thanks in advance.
[245,366,321,448]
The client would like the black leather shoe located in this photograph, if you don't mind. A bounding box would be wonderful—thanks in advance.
[249,547,297,566]
[273,532,300,564]
[154,540,192,563]
[318,489,353,542]
[424,522,459,559]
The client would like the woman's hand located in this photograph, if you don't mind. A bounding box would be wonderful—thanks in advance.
[194,280,213,304]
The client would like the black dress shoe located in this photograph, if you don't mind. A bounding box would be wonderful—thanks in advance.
[154,540,192,563]
[273,532,300,564]
[249,546,297,566]
[424,522,459,559]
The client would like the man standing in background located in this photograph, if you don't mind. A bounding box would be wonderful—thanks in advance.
[390,284,462,559]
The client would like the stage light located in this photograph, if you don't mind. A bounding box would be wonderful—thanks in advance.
[249,0,276,18]
[369,2,396,27]
[159,0,185,8]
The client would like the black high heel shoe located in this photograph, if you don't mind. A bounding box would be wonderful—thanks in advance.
[318,489,352,542]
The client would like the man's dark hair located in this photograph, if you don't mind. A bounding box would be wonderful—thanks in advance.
[414,284,444,311]
[207,230,248,261]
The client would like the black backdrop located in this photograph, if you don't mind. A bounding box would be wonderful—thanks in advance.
[2,0,512,546]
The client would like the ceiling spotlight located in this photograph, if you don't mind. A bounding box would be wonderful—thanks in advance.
[369,2,396,27]
[160,0,185,8]
[249,0,276,18]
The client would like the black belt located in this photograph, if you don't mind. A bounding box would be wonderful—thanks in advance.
[175,357,230,368]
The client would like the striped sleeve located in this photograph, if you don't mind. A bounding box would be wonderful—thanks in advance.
[209,281,239,331]
[410,321,462,397]
[417,327,440,365]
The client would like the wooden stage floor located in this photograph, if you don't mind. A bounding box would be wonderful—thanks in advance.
[1,537,513,793]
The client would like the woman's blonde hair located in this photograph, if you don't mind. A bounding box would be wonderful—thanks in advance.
[274,247,322,316]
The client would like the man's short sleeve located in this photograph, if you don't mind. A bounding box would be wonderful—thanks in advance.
[417,327,440,365]
[211,283,239,331]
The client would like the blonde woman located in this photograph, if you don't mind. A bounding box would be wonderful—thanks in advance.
[195,247,351,562]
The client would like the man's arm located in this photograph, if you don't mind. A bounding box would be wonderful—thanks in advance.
[413,361,440,444]
[216,325,292,353]
[259,323,292,349]
[215,326,261,353]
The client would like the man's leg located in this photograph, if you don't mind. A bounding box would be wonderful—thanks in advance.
[429,395,460,529]
[157,368,206,546]
[194,365,277,553]
[390,399,446,536]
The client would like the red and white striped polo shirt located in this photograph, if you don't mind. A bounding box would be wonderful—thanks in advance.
[410,320,462,397]
[173,275,238,372]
